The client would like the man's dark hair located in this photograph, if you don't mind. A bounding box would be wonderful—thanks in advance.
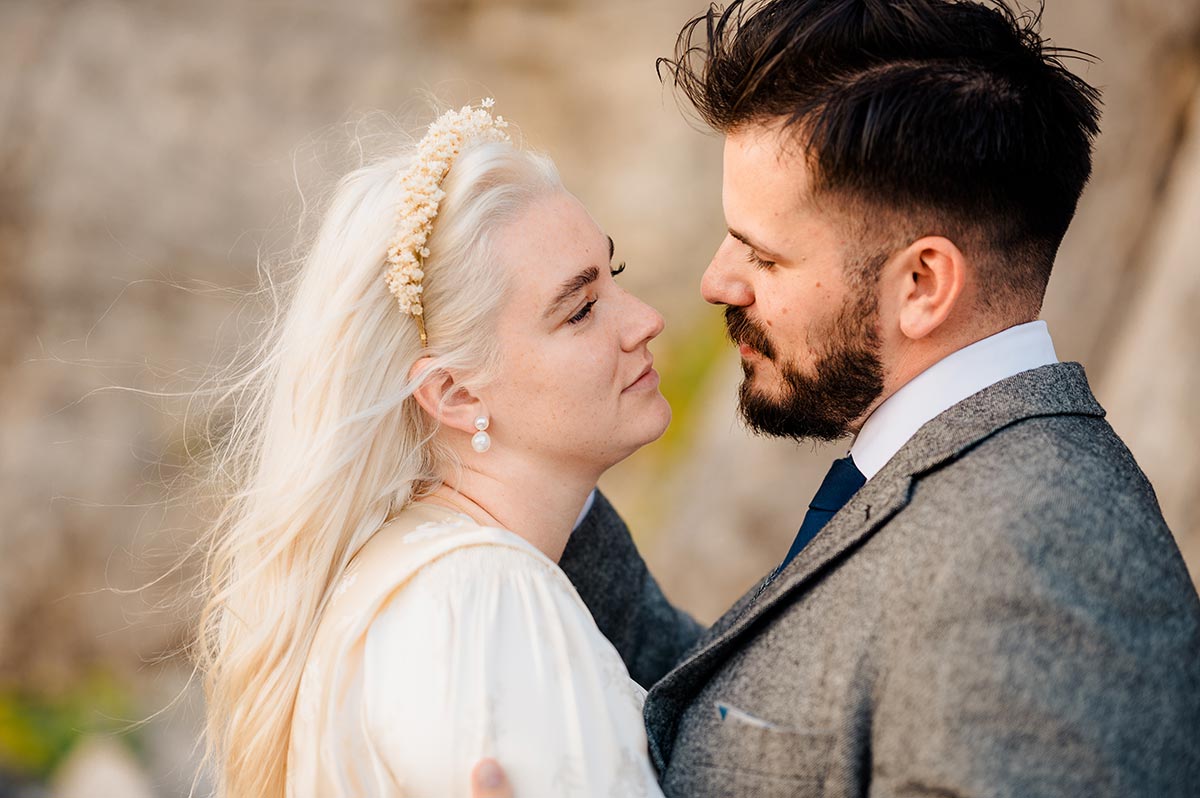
[659,0,1101,313]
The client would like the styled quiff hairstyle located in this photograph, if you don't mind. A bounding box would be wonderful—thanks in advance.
[659,0,1102,313]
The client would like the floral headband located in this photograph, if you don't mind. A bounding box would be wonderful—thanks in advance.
[383,99,510,348]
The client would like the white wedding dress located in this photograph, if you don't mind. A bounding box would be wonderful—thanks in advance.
[287,502,664,798]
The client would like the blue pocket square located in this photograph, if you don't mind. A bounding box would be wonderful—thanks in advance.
[714,702,781,730]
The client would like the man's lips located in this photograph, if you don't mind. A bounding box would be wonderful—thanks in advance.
[737,340,769,359]
[725,307,775,360]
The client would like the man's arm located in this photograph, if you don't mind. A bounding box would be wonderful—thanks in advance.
[559,490,705,688]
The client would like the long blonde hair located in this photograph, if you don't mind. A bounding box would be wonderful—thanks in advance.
[194,123,561,798]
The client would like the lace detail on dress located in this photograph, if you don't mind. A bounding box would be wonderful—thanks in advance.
[402,516,473,544]
[551,755,588,794]
[609,745,654,798]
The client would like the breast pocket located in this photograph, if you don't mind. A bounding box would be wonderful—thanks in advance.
[663,704,835,798]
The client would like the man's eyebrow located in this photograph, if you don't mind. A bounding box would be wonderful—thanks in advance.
[728,228,784,261]
[608,235,614,261]
[544,265,600,319]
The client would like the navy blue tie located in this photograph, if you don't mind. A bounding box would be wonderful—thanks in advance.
[778,455,867,572]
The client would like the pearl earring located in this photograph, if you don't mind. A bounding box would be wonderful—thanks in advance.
[471,415,491,453]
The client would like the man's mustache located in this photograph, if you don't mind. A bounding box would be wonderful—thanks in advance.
[725,306,776,361]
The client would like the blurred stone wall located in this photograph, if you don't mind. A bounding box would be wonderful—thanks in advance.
[0,0,1196,793]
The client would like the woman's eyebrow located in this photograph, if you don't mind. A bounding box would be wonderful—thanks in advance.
[543,266,600,319]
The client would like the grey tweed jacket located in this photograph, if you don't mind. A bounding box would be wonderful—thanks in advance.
[560,362,1200,797]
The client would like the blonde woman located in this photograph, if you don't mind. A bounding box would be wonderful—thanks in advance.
[196,103,672,797]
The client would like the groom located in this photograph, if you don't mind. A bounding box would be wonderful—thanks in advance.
[473,0,1200,795]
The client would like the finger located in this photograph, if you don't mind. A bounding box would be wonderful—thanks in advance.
[470,758,513,798]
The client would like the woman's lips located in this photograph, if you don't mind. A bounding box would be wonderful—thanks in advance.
[624,366,659,392]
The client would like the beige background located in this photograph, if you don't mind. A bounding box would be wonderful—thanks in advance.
[0,0,1197,793]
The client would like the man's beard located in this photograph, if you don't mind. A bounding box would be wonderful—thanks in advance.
[726,285,885,443]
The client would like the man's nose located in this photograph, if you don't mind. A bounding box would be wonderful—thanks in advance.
[701,236,754,307]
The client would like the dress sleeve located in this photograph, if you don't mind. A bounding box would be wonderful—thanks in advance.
[358,542,665,798]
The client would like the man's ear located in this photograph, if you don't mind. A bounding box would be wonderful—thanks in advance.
[892,235,967,341]
[410,357,484,435]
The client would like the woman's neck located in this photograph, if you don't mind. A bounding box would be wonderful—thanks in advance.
[421,455,596,562]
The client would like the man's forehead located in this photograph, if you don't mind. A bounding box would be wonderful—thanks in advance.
[726,117,813,160]
[725,125,816,188]
[723,126,819,219]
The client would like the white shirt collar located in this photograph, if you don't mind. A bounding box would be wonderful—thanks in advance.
[850,320,1058,480]
[573,488,597,531]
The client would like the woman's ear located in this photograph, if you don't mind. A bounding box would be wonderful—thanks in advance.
[410,357,484,435]
[893,235,967,341]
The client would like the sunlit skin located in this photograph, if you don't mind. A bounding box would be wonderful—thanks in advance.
[412,190,671,562]
[463,124,1017,798]
[458,121,1022,796]
[702,121,989,433]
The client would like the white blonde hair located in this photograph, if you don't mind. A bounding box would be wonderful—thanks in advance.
[194,127,561,798]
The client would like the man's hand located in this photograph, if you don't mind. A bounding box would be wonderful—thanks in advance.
[470,758,513,798]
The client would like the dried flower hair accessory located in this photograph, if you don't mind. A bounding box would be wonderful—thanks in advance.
[383,99,510,348]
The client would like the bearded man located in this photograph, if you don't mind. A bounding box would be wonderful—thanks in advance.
[471,1,1200,795]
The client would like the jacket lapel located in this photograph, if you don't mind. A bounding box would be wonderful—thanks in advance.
[643,362,1106,770]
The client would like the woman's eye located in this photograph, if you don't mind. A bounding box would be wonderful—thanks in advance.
[744,249,775,270]
[610,261,626,277]
[567,299,597,325]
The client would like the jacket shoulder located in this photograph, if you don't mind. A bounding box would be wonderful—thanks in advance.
[926,412,1164,530]
[896,412,1198,630]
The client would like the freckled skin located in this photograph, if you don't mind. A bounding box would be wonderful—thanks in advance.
[483,191,673,475]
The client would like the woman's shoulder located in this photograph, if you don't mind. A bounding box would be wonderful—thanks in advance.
[319,503,577,634]
[358,503,560,582]
[293,504,658,798]
[366,508,586,626]
[302,504,585,700]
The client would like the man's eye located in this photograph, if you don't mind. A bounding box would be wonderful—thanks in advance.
[744,250,775,270]
[610,261,626,277]
[567,299,597,325]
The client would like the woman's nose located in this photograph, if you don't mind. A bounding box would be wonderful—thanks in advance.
[621,291,665,351]
[701,236,754,307]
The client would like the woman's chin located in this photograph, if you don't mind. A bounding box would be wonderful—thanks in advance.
[649,395,673,441]
[578,396,672,473]
[623,396,673,454]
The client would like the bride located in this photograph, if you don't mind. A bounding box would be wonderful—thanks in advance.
[195,101,671,797]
